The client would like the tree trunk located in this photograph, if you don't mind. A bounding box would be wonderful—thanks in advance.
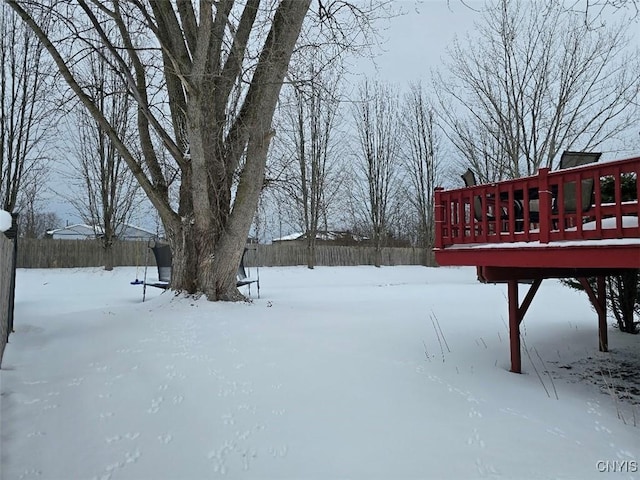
[618,271,638,333]
[104,243,114,271]
[307,236,316,269]
[374,238,382,268]
[164,217,198,295]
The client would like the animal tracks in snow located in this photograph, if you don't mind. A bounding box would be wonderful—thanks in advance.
[18,468,42,479]
[594,420,612,434]
[499,407,530,420]
[222,413,235,426]
[90,448,142,480]
[466,428,486,448]
[546,427,567,438]
[218,380,253,398]
[147,396,164,414]
[105,432,140,444]
[468,407,483,419]
[164,364,187,381]
[22,380,48,386]
[207,440,263,476]
[268,445,289,458]
[67,377,84,387]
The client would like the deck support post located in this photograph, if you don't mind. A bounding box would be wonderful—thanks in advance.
[578,276,608,352]
[508,281,521,373]
[508,278,543,373]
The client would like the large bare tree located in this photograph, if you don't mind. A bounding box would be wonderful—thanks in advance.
[8,0,386,300]
[0,2,55,216]
[435,0,640,181]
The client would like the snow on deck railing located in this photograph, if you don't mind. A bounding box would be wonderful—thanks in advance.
[434,156,640,249]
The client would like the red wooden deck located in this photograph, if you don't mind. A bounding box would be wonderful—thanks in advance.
[434,156,640,373]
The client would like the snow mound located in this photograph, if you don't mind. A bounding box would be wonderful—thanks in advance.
[0,209,12,232]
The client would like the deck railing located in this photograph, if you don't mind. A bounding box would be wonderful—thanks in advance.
[435,156,640,249]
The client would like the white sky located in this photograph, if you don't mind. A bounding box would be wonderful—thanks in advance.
[353,0,482,85]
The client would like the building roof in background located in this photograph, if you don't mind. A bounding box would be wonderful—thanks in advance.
[46,224,103,237]
[119,223,158,237]
[272,230,369,243]
[46,223,159,239]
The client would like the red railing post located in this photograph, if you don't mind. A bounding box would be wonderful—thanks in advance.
[435,187,444,249]
[538,168,550,244]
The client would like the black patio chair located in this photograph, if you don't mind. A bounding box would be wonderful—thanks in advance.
[462,169,528,231]
[553,151,602,226]
[143,243,259,299]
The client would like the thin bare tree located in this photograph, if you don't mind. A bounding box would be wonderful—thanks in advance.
[0,2,55,218]
[400,82,443,254]
[351,80,402,267]
[435,0,640,181]
[15,163,59,238]
[65,44,141,271]
[268,63,344,268]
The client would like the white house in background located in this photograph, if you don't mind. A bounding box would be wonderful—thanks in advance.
[46,224,103,240]
[271,230,370,246]
[118,224,158,241]
[45,223,158,241]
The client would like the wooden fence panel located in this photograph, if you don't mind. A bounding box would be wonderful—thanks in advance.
[245,244,433,267]
[17,239,157,269]
[0,232,14,364]
[17,239,435,269]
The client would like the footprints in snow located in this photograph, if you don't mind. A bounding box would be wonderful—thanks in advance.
[147,396,164,414]
[466,428,485,448]
[67,377,84,387]
[546,426,567,438]
[594,420,612,434]
[18,320,291,479]
[90,449,142,480]
[468,407,482,419]
[18,468,42,479]
[416,368,496,476]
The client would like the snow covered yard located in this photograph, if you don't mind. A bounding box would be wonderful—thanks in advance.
[1,265,638,480]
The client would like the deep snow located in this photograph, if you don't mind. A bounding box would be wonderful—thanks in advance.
[1,266,639,480]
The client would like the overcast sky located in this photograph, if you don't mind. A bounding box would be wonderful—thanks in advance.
[354,1,482,84]
[356,0,639,84]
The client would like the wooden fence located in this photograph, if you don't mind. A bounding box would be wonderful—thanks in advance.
[17,239,155,269]
[17,239,434,269]
[1,223,17,365]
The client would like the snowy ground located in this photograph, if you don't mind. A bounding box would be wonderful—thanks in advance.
[1,266,639,480]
